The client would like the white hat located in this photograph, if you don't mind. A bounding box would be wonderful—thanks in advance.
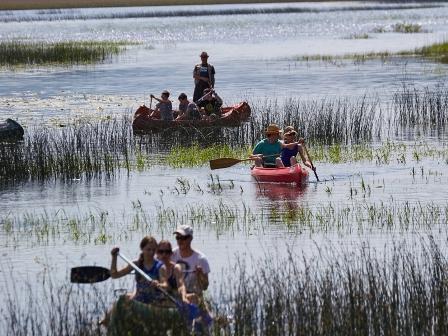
[173,225,193,237]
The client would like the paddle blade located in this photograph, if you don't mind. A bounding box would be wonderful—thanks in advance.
[209,158,242,170]
[70,266,111,283]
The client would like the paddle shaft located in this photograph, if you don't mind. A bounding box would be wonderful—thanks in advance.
[118,252,177,305]
[303,145,319,181]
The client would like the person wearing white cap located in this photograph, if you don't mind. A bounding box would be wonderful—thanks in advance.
[172,225,210,302]
[193,51,215,103]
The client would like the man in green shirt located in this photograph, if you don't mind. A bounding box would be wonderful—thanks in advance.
[251,124,282,167]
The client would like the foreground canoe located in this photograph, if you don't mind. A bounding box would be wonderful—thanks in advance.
[132,101,251,131]
[0,119,24,140]
[108,295,188,336]
[251,165,309,184]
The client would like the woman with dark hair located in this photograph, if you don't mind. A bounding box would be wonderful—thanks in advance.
[157,240,184,297]
[99,236,162,326]
[110,235,162,303]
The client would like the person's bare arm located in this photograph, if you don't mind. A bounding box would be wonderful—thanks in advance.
[110,247,133,279]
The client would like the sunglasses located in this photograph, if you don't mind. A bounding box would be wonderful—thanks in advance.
[175,235,190,241]
[157,249,172,254]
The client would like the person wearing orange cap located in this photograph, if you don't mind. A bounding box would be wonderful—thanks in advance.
[251,124,283,167]
[193,51,215,103]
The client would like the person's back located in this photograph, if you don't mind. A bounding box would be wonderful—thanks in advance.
[186,102,201,120]
[158,100,173,121]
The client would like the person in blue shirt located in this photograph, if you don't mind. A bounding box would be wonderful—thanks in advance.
[150,90,173,121]
[279,129,312,168]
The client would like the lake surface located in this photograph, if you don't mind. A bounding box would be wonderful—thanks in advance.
[0,1,448,324]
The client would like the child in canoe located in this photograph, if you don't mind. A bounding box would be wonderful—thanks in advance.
[277,129,312,168]
[150,90,173,121]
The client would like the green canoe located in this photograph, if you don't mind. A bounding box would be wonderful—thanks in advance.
[107,295,189,336]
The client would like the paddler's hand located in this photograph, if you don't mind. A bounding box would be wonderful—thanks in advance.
[298,138,305,145]
[149,280,159,288]
[111,247,119,256]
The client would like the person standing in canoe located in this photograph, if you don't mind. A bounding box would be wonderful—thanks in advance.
[150,90,173,121]
[278,129,313,168]
[193,51,215,103]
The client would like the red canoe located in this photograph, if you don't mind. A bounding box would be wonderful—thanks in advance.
[251,165,309,185]
[132,101,251,131]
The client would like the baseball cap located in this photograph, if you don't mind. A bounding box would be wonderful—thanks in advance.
[173,225,193,237]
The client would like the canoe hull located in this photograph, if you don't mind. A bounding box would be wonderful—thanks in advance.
[108,295,188,336]
[0,119,24,140]
[132,101,251,131]
[251,165,309,185]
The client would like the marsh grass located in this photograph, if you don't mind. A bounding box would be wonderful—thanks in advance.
[3,197,448,247]
[0,40,127,66]
[223,238,448,336]
[0,116,134,183]
[1,272,108,335]
[2,239,448,335]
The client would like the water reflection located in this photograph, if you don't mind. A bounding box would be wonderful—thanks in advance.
[255,181,308,203]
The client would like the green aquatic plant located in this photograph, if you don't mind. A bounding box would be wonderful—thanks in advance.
[0,40,130,66]
[166,144,251,168]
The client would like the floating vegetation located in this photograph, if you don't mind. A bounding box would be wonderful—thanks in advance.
[347,33,370,39]
[392,22,423,33]
[3,197,448,247]
[0,40,128,66]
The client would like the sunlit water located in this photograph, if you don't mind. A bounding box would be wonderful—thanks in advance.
[0,1,448,312]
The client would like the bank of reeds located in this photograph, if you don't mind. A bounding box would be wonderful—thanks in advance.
[0,41,126,66]
[394,85,448,133]
[1,85,446,183]
[0,117,133,183]
[1,272,107,335]
[222,238,448,335]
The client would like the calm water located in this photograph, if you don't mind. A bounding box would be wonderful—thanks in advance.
[0,1,448,311]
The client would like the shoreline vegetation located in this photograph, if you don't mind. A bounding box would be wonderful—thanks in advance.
[297,41,448,65]
[2,0,347,11]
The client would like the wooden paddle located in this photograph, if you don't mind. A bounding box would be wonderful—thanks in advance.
[209,153,280,170]
[209,157,254,170]
[303,144,319,182]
